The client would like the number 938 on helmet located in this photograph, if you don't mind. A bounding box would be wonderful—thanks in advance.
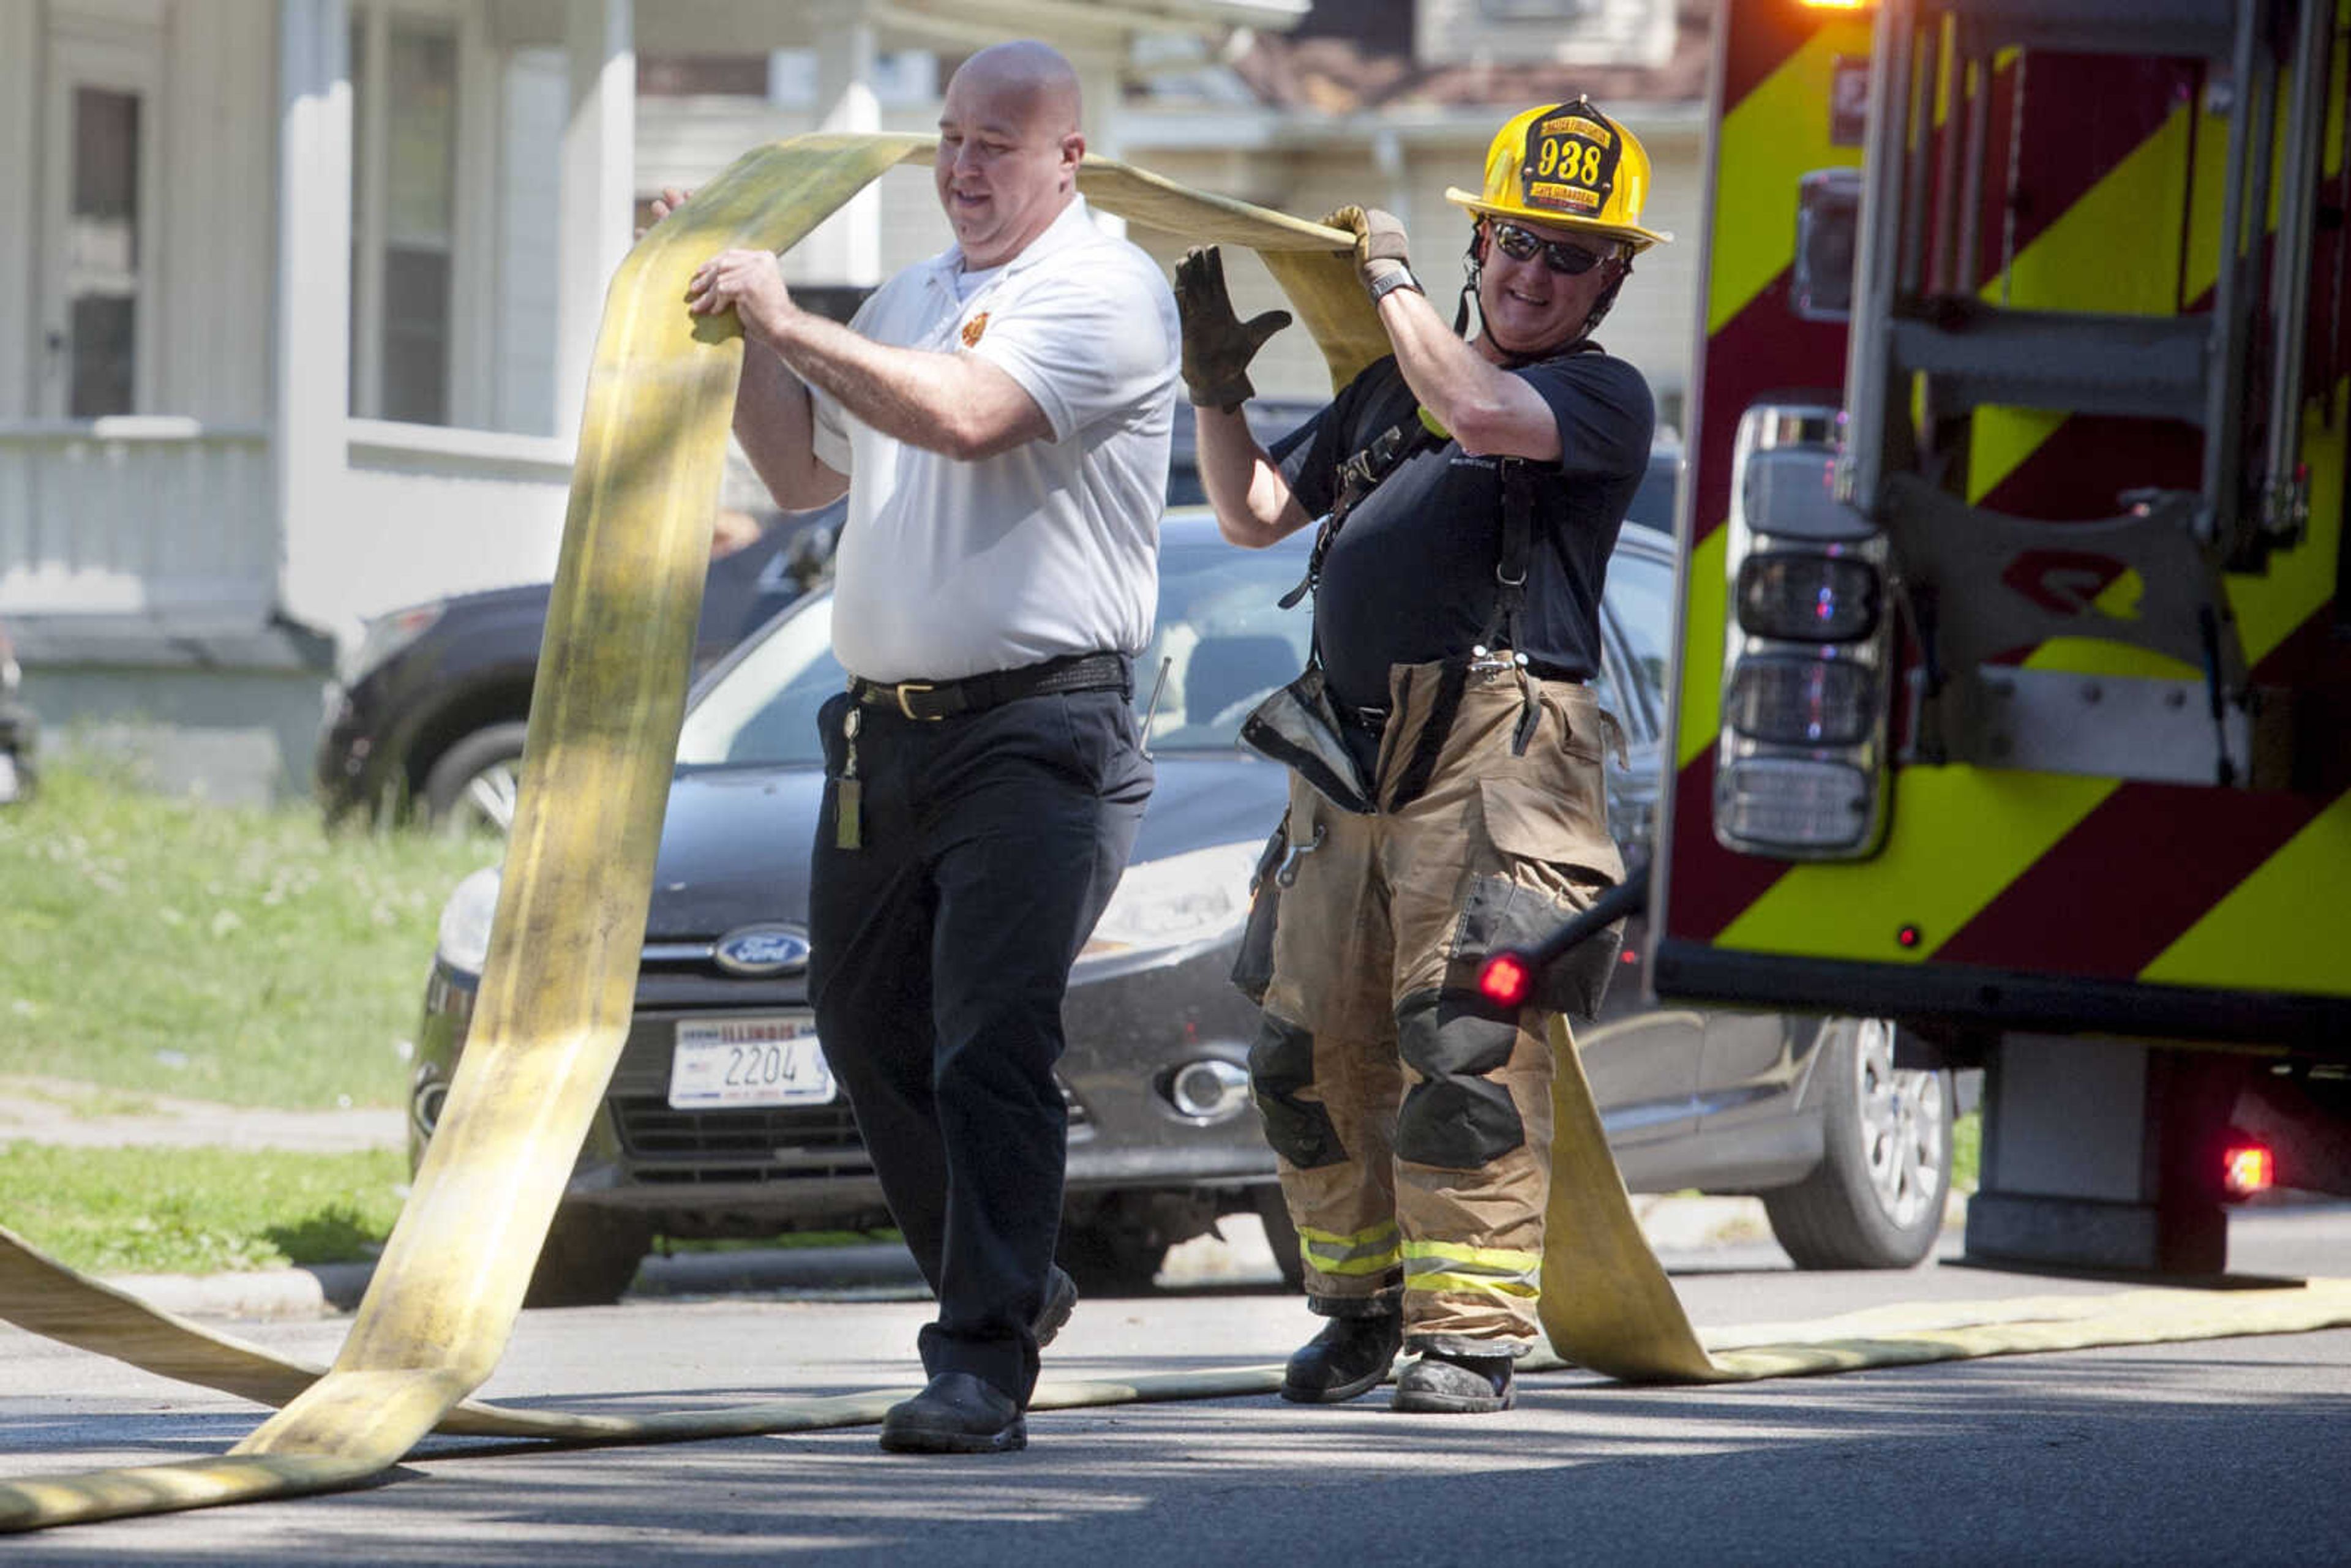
[1445,96,1673,253]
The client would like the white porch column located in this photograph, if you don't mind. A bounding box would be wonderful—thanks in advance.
[1070,45,1126,239]
[0,2,36,421]
[273,0,353,627]
[1373,127,1412,237]
[806,0,882,286]
[554,0,635,447]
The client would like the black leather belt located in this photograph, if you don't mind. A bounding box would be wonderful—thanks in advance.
[850,651,1132,722]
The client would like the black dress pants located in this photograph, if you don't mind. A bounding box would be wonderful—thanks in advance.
[808,686,1151,1404]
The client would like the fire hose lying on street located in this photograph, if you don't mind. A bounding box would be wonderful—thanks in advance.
[0,132,2346,1535]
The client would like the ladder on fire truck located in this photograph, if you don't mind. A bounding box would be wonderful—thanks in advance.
[1837,0,2337,787]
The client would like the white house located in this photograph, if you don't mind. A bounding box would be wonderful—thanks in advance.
[1,0,1696,806]
[0,0,1311,804]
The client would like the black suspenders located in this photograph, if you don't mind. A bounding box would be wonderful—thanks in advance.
[1289,343,1598,809]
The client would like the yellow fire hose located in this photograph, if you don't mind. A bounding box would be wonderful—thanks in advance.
[1,134,2346,1533]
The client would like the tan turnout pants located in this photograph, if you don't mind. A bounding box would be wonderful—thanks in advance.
[1250,658,1622,1352]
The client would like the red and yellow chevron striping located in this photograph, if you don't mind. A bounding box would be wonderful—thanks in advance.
[1663,0,2351,1013]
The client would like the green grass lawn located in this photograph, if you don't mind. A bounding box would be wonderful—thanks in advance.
[0,1143,408,1276]
[0,756,495,1110]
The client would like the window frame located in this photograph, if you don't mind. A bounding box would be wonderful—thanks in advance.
[347,0,497,429]
[39,26,164,419]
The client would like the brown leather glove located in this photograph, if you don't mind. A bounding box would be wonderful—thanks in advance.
[1173,246,1293,411]
[1325,205,1414,293]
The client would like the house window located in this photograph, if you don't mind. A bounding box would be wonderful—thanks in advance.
[41,23,161,421]
[1421,0,1669,68]
[1477,0,1602,17]
[67,86,141,418]
[350,8,461,426]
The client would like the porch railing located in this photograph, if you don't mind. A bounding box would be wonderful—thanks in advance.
[0,419,276,618]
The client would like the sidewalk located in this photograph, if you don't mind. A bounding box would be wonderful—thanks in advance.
[0,1076,402,1153]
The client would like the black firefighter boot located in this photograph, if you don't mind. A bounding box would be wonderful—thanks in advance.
[1280,1305,1404,1404]
[1391,1345,1516,1414]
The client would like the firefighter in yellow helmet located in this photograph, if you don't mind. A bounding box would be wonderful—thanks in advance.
[1176,99,1668,1412]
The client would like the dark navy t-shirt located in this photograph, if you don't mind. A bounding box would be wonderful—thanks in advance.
[1278,350,1654,716]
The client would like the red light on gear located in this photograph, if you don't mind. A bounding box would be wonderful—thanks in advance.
[1479,953,1532,1009]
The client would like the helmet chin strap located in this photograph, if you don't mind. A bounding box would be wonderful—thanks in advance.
[1455,230,1482,339]
[1458,222,1632,366]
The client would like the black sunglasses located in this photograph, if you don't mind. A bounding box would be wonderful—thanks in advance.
[1488,221,1610,277]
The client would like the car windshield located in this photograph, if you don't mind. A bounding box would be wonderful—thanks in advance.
[675,520,1313,770]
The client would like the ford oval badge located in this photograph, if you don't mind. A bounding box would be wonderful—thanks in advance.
[711,924,812,977]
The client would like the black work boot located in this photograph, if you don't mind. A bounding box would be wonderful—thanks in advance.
[1280,1308,1403,1404]
[879,1373,1027,1454]
[1033,1265,1079,1349]
[1391,1348,1516,1414]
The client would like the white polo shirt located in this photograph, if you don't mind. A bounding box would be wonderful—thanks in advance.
[811,197,1179,685]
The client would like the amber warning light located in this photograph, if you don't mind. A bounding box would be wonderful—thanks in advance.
[2222,1142,2276,1200]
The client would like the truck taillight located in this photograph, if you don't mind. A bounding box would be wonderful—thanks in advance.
[1715,758,1874,850]
[1713,402,1892,860]
[1727,657,1879,746]
[1736,553,1880,642]
[2222,1142,2275,1200]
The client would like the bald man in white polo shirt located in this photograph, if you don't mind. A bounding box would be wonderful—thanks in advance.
[682,40,1177,1455]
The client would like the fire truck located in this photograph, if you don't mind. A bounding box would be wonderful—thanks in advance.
[1651,0,2351,1275]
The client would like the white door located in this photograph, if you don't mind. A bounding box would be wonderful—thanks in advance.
[39,27,163,419]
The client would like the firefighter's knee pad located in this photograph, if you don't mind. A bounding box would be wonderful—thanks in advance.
[1395,990,1524,1168]
[1247,1013,1347,1169]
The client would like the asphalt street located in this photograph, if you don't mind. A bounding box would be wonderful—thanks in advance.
[1,1203,2345,1565]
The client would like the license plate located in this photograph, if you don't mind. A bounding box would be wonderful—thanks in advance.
[668,1015,834,1109]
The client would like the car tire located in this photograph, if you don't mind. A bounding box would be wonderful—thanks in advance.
[1253,1185,1306,1291]
[421,721,528,836]
[522,1206,650,1308]
[1762,1017,1954,1270]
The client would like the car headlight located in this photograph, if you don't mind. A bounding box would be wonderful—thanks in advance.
[433,866,504,977]
[1078,841,1259,966]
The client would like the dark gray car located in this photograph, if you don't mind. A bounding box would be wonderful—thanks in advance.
[414,505,1952,1305]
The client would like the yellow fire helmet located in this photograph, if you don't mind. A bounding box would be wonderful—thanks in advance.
[1445,97,1673,253]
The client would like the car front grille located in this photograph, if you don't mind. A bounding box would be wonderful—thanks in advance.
[610,1015,1090,1185]
[613,1097,874,1184]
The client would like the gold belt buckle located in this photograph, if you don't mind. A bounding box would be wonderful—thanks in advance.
[894,681,939,721]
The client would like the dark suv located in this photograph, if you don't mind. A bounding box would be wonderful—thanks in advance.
[315,505,839,832]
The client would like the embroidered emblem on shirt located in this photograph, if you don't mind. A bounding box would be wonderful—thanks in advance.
[961,312,989,347]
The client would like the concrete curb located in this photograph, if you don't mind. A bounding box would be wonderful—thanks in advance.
[102,1261,377,1321]
[96,1195,1975,1321]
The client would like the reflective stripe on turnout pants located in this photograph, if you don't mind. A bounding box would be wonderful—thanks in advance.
[1251,659,1622,1350]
